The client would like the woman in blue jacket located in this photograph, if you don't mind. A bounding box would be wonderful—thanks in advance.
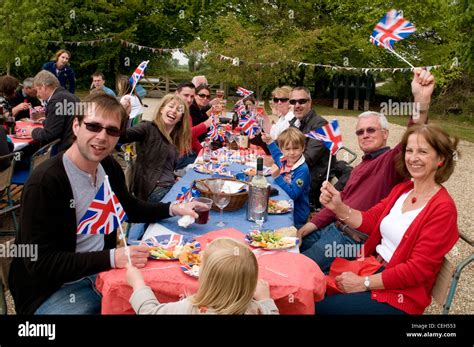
[42,49,76,94]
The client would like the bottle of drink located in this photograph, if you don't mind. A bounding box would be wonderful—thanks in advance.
[246,156,270,222]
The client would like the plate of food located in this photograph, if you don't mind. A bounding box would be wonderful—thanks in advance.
[179,250,202,278]
[268,199,293,214]
[143,234,200,260]
[245,230,299,250]
[243,167,272,177]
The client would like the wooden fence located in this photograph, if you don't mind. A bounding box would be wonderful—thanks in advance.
[139,76,226,98]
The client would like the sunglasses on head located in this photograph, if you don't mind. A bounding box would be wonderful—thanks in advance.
[355,127,379,136]
[273,97,289,103]
[197,93,211,99]
[289,99,309,105]
[83,122,121,137]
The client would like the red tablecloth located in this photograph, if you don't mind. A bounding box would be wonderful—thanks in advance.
[96,228,326,315]
[9,121,42,147]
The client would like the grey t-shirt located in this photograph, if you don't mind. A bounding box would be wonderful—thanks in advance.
[63,154,106,253]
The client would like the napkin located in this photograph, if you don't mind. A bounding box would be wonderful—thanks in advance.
[178,215,195,228]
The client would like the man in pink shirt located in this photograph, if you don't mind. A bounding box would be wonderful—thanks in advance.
[298,69,435,272]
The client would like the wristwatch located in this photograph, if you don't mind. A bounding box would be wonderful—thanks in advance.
[363,276,370,290]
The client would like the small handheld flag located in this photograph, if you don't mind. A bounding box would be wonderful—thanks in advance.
[236,86,254,98]
[370,9,416,49]
[239,115,260,137]
[77,177,127,235]
[305,119,343,155]
[305,119,343,182]
[370,10,416,68]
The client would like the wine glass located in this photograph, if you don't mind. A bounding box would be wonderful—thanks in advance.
[213,185,231,227]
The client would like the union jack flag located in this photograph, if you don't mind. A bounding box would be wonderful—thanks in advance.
[76,176,127,235]
[234,104,246,116]
[305,119,343,155]
[239,115,260,137]
[236,86,254,97]
[370,10,416,49]
[128,60,149,87]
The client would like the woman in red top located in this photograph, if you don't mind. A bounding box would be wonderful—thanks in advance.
[316,124,459,314]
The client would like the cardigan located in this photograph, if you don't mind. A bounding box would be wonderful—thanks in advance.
[358,181,459,314]
[9,153,172,314]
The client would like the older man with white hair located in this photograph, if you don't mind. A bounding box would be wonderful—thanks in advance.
[298,69,435,272]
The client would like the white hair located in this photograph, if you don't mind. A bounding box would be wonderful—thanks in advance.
[358,111,389,130]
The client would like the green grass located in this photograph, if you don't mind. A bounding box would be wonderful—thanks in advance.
[315,105,474,143]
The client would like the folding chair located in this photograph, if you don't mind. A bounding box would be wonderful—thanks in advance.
[0,153,20,236]
[11,138,61,186]
[431,232,473,314]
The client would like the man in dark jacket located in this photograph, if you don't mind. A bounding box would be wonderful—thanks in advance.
[9,93,206,314]
[21,71,78,153]
[290,86,333,210]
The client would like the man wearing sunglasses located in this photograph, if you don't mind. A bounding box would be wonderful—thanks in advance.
[297,69,434,273]
[289,86,333,211]
[9,93,207,314]
[22,70,80,153]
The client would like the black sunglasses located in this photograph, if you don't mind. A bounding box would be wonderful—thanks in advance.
[273,97,289,103]
[83,122,121,137]
[355,127,379,136]
[289,99,309,105]
[197,93,211,99]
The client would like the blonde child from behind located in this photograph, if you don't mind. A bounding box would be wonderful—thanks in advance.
[126,237,279,314]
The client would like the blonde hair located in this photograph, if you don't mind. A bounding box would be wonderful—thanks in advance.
[54,49,71,62]
[189,238,258,314]
[115,75,132,97]
[271,86,292,98]
[153,94,191,155]
[277,127,306,150]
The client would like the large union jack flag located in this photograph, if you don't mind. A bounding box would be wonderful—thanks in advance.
[236,86,254,97]
[370,9,416,49]
[76,177,127,235]
[128,60,149,87]
[305,119,343,155]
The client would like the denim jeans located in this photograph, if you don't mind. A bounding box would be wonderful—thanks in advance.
[301,222,364,273]
[127,186,172,244]
[34,275,101,315]
[315,291,406,315]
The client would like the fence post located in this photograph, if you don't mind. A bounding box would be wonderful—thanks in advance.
[165,77,169,94]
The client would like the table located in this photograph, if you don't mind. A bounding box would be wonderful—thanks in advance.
[156,162,294,236]
[8,121,42,152]
[96,228,326,314]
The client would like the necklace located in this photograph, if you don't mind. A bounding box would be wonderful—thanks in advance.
[411,186,439,204]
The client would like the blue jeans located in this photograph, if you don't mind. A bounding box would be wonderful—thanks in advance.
[127,186,172,244]
[301,222,364,273]
[316,291,406,315]
[34,275,101,315]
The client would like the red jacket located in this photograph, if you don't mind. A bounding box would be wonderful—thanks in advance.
[358,181,459,314]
